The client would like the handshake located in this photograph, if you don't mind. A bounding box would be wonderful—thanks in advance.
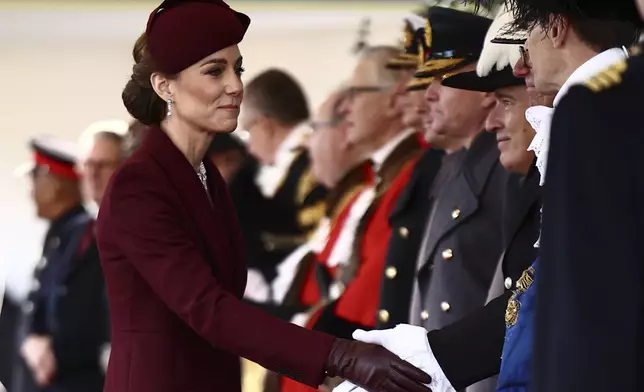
[328,324,456,392]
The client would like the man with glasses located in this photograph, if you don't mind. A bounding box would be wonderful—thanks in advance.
[280,46,428,392]
[312,44,427,337]
[267,89,373,392]
[523,0,644,390]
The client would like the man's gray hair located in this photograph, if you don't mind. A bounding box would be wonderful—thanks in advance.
[78,120,128,160]
[358,45,409,85]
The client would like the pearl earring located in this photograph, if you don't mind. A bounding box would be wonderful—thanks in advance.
[166,99,173,117]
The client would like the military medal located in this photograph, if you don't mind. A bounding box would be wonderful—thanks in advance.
[505,266,535,328]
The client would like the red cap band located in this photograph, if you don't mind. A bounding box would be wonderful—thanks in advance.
[146,1,250,74]
[34,152,79,180]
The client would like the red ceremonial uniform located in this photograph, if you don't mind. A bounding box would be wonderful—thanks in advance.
[281,132,426,392]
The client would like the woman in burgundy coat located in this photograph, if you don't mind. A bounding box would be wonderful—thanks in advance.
[95,1,432,392]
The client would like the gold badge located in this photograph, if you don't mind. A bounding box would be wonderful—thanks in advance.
[505,293,520,328]
[504,266,535,328]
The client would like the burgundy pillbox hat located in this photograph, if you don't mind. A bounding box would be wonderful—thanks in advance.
[146,0,251,74]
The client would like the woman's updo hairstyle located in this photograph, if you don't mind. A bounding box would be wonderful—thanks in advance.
[121,0,250,126]
[122,34,170,126]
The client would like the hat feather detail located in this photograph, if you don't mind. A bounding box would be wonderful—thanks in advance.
[476,7,522,77]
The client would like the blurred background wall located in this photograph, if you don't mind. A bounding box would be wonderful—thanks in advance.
[0,0,417,301]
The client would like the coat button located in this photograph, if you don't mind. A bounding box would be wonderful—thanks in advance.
[420,310,429,320]
[31,280,41,292]
[451,209,461,219]
[22,301,34,314]
[441,249,453,260]
[398,227,409,238]
[385,267,397,279]
[50,237,61,249]
[440,301,451,312]
[378,310,390,323]
[36,257,48,270]
[329,282,345,300]
[504,277,513,290]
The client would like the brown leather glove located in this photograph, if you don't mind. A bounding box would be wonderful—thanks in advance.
[324,338,432,392]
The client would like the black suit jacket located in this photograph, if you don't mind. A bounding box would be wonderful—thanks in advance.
[235,151,326,284]
[427,164,541,389]
[14,206,109,392]
[376,148,444,328]
[535,49,644,392]
[0,294,20,387]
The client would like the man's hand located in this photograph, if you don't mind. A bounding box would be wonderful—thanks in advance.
[21,335,57,387]
[350,325,456,392]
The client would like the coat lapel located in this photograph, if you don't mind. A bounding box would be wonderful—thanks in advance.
[389,148,444,220]
[205,158,247,294]
[502,165,542,251]
[418,132,500,272]
[141,127,239,290]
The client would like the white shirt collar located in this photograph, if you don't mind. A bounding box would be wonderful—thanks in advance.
[371,128,415,172]
[255,123,312,198]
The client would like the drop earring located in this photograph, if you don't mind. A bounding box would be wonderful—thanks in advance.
[166,99,173,117]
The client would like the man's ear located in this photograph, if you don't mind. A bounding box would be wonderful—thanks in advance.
[150,72,173,102]
[548,14,569,49]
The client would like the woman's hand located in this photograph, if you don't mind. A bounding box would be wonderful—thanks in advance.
[324,338,432,392]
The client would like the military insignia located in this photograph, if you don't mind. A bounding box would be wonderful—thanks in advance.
[505,293,520,327]
[403,23,413,50]
[424,19,432,49]
[504,266,535,327]
[584,59,628,92]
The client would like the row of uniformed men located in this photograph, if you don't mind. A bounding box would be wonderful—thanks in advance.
[238,3,547,392]
[254,0,644,391]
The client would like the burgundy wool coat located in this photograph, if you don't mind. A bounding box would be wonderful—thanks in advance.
[96,126,334,392]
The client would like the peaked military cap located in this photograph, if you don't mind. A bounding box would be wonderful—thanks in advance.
[15,135,80,180]
[442,7,525,92]
[387,16,428,70]
[414,7,493,79]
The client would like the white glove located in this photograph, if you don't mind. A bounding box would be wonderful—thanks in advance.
[100,343,111,373]
[333,324,456,392]
[332,380,359,392]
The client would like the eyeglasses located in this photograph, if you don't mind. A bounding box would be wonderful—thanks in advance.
[309,118,344,131]
[519,46,532,67]
[344,85,393,101]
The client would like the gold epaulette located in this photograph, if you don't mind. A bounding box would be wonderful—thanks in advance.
[583,59,628,92]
